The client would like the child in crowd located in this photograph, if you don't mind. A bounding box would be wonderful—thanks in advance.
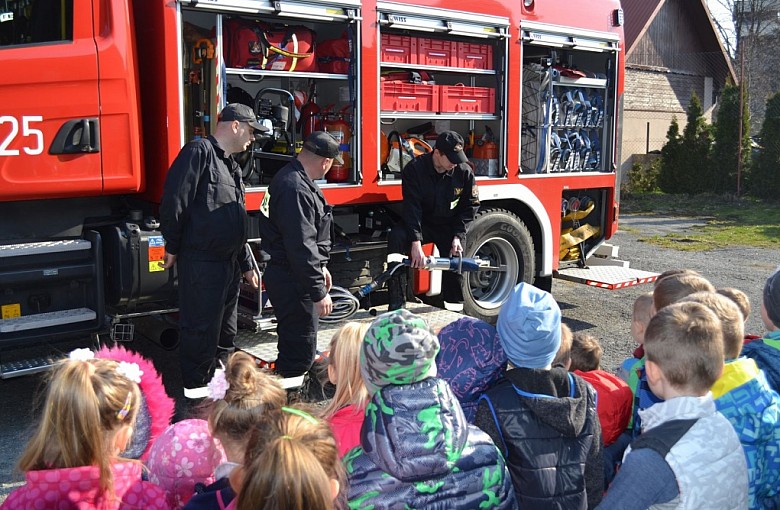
[717,287,762,343]
[347,309,517,509]
[475,283,603,509]
[552,323,573,369]
[147,419,226,509]
[597,302,748,509]
[1,350,171,510]
[319,322,370,456]
[617,292,654,382]
[653,272,715,312]
[570,333,632,448]
[183,351,286,510]
[95,345,174,462]
[682,291,780,509]
[435,316,508,423]
[742,267,780,392]
[228,406,345,510]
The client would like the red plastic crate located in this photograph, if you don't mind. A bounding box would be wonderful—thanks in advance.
[417,37,457,67]
[439,85,495,113]
[458,42,493,70]
[381,34,417,64]
[381,82,440,111]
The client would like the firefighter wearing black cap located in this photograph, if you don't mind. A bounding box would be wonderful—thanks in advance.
[387,130,480,310]
[259,131,341,378]
[160,103,267,401]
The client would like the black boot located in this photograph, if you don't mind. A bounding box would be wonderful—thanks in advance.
[387,263,407,311]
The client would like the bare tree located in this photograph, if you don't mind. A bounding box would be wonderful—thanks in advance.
[709,0,780,131]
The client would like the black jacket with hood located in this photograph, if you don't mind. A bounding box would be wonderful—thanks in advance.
[475,367,604,509]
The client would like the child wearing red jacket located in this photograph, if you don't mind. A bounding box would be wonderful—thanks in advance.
[570,333,632,447]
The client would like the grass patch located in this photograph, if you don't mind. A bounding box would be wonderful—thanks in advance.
[622,193,780,250]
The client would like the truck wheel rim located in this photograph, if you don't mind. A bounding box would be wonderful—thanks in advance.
[469,236,519,309]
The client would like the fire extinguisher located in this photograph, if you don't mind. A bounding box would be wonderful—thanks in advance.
[299,81,322,139]
[324,105,352,183]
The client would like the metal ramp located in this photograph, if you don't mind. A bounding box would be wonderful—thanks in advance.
[555,265,658,289]
[554,243,658,289]
[235,301,462,365]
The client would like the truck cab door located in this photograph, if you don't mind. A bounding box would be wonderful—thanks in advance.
[0,0,102,201]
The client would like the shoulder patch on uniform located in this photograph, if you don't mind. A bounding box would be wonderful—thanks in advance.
[259,191,271,218]
[472,183,479,197]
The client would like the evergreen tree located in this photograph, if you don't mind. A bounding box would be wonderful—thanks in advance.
[712,79,750,194]
[680,93,713,194]
[750,92,780,198]
[658,117,684,192]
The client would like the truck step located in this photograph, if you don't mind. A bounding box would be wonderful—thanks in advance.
[0,239,92,258]
[0,356,57,379]
[0,308,97,333]
[555,265,658,289]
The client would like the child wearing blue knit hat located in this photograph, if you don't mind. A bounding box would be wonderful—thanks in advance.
[475,283,604,508]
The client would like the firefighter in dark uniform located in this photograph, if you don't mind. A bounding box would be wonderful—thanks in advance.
[387,130,480,310]
[159,103,265,400]
[259,131,340,378]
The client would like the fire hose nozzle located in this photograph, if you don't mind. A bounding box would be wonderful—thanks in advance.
[401,256,505,273]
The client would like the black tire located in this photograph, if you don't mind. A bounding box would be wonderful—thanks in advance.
[462,208,535,324]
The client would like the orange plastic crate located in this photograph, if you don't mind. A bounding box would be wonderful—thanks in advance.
[439,85,495,113]
[417,37,457,67]
[381,82,440,112]
[457,42,493,70]
[380,34,417,64]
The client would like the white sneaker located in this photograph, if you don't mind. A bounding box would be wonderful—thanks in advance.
[443,301,464,312]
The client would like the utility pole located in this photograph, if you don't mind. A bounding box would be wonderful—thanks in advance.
[736,43,744,197]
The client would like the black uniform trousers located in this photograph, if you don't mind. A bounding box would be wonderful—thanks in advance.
[387,222,464,304]
[177,254,240,390]
[264,264,318,377]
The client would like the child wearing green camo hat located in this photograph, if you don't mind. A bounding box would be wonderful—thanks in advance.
[346,309,517,510]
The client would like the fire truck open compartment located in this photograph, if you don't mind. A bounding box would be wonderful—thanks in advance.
[377,4,509,181]
[518,22,620,266]
[519,23,619,176]
[180,1,361,187]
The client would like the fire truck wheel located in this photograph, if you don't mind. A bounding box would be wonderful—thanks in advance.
[462,208,535,324]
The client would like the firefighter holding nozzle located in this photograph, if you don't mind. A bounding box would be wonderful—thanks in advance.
[386,130,480,311]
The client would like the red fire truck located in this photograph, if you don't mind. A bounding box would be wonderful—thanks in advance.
[0,0,654,376]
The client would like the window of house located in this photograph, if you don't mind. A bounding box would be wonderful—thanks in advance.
[0,0,73,47]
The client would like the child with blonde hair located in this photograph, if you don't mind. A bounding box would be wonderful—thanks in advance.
[320,322,370,456]
[1,349,170,509]
[183,351,287,510]
[228,406,345,510]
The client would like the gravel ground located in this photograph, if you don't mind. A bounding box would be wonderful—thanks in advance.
[1,212,777,498]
